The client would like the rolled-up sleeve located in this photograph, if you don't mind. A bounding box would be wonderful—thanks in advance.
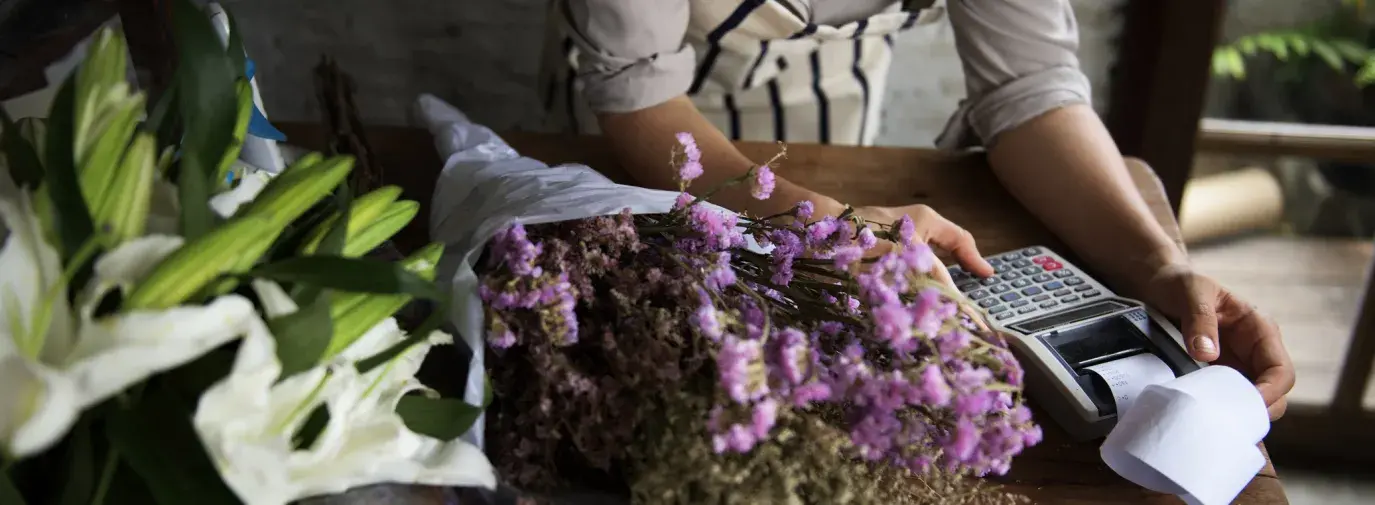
[561,0,697,113]
[935,0,1092,149]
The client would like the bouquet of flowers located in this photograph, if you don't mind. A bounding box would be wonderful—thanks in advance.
[0,3,494,504]
[418,100,1040,502]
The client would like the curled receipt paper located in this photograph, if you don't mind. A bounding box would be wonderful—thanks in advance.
[1098,359,1271,505]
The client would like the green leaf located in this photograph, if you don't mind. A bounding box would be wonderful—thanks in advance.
[170,0,240,239]
[1331,39,1371,63]
[43,75,96,261]
[55,420,95,505]
[224,7,247,80]
[0,471,25,505]
[1224,48,1246,79]
[395,396,484,442]
[105,385,239,505]
[248,256,442,300]
[268,290,334,378]
[1257,34,1290,60]
[319,183,353,257]
[1357,58,1375,86]
[1237,36,1258,56]
[145,71,182,149]
[1288,34,1311,56]
[355,298,448,374]
[0,109,44,188]
[1312,40,1346,71]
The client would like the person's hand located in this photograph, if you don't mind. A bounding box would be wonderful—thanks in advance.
[851,204,996,288]
[1141,265,1296,420]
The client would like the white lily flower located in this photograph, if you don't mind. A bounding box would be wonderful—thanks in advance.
[0,182,263,459]
[194,283,495,505]
[209,163,272,219]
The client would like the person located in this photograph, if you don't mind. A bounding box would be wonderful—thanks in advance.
[537,0,1295,419]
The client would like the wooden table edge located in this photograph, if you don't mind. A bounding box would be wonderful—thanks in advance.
[272,123,1285,503]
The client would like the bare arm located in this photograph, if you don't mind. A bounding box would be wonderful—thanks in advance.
[988,104,1187,294]
[596,97,843,218]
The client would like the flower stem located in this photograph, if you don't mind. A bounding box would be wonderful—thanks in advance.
[90,448,118,505]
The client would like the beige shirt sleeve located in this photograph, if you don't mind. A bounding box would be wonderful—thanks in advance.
[559,0,697,113]
[936,0,1093,149]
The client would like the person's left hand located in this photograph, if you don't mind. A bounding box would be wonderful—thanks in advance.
[1141,265,1296,420]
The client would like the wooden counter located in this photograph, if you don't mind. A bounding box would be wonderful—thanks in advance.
[276,122,1286,505]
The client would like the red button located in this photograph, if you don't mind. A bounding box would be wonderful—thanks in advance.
[1031,256,1050,264]
[1043,262,1063,271]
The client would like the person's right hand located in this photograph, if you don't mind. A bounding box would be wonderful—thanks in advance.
[851,204,996,288]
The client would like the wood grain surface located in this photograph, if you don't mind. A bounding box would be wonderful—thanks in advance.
[276,122,1286,504]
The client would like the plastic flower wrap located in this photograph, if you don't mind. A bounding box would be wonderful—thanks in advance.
[478,133,1039,503]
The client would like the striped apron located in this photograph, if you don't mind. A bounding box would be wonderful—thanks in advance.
[541,0,948,146]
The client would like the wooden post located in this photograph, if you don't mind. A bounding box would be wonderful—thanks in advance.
[1105,0,1228,215]
[1334,256,1375,413]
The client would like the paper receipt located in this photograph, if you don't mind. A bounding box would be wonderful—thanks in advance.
[1100,365,1271,505]
[1086,353,1176,415]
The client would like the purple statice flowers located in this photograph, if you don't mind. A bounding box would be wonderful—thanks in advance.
[479,131,1039,484]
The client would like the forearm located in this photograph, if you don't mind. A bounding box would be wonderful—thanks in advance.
[596,96,843,217]
[987,104,1188,294]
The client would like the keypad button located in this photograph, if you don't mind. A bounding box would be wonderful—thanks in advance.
[1044,281,1064,290]
[1040,301,1059,309]
[1022,247,1042,256]
[992,284,1011,294]
[981,277,999,286]
[1001,272,1021,281]
[958,282,978,292]
[1033,294,1051,302]
[989,305,1009,314]
[1022,286,1043,296]
[1033,274,1053,283]
[1053,289,1071,297]
[1031,255,1050,264]
[1002,254,1023,263]
[1020,267,1040,275]
[1012,279,1032,288]
[999,292,1020,302]
[1043,262,1063,271]
[1060,295,1079,303]
[1012,259,1032,268]
[1053,270,1074,278]
[1083,290,1101,298]
[1074,285,1093,292]
[1011,300,1030,307]
[1064,277,1084,285]
[970,289,989,299]
[988,257,1004,266]
[996,312,1015,320]
[978,298,1000,308]
[1017,306,1036,314]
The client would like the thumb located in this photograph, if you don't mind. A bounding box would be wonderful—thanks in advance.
[1182,293,1221,362]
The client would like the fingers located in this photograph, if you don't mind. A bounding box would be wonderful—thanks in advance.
[1182,283,1222,362]
[1249,315,1296,414]
[911,206,995,278]
[928,250,959,291]
[1264,394,1288,421]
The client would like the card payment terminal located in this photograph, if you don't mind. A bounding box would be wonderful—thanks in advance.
[948,246,1205,441]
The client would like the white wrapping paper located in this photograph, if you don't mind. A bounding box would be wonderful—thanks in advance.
[416,94,747,448]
